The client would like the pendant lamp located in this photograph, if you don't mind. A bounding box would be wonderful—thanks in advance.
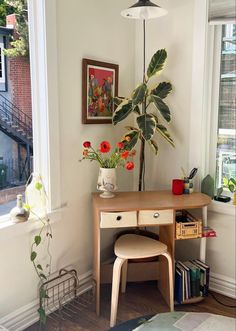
[121,0,167,20]
[120,1,168,191]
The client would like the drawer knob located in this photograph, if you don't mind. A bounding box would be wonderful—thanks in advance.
[116,216,122,221]
[153,212,160,219]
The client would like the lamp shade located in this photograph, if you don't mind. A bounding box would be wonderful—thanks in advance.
[121,0,167,20]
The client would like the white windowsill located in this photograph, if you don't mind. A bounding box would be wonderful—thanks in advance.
[0,207,64,241]
[208,199,236,216]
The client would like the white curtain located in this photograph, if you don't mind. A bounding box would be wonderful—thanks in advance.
[209,0,236,24]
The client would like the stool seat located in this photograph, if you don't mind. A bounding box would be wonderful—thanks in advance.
[110,234,174,327]
[115,234,167,259]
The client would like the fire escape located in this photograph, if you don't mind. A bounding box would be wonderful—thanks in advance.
[0,94,33,183]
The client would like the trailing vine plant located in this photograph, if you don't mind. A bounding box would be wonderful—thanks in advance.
[24,175,52,325]
[113,49,174,191]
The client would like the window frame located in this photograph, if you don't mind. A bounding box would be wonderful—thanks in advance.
[189,0,235,214]
[0,0,61,227]
[0,41,6,83]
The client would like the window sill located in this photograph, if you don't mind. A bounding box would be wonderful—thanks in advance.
[0,207,64,241]
[208,200,236,216]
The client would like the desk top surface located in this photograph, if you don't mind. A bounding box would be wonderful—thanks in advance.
[92,191,211,211]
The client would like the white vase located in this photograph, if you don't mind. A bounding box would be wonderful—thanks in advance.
[97,168,117,198]
[10,194,29,223]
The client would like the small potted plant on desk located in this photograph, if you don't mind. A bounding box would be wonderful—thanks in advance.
[224,177,236,205]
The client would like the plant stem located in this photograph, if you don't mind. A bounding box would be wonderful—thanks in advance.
[139,138,145,191]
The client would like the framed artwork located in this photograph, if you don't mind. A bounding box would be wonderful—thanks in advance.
[82,59,119,124]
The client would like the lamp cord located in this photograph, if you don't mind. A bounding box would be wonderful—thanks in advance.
[143,19,146,83]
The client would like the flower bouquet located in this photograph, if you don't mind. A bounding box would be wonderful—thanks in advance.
[81,140,135,198]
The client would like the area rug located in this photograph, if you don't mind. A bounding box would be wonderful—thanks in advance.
[109,312,236,331]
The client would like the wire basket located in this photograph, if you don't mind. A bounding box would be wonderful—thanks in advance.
[39,268,95,327]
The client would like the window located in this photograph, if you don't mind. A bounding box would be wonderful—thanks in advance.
[215,24,236,190]
[0,2,33,217]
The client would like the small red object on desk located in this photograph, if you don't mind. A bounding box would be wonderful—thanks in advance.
[172,179,184,195]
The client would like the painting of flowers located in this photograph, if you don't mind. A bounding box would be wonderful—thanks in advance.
[82,59,119,124]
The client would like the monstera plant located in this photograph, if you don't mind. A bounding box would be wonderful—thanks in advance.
[113,49,174,191]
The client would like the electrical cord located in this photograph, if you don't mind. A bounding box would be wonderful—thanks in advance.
[209,291,236,308]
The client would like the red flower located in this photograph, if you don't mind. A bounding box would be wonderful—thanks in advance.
[121,150,129,159]
[125,161,134,171]
[100,141,111,153]
[117,142,124,149]
[83,141,91,148]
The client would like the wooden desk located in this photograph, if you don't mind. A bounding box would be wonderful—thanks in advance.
[92,191,211,315]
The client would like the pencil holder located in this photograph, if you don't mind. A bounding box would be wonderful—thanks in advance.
[184,178,193,194]
[172,179,184,195]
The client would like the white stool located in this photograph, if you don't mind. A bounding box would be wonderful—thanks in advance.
[110,234,174,327]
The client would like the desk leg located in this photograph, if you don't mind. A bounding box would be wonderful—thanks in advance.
[93,208,101,316]
[158,224,175,309]
[200,206,207,263]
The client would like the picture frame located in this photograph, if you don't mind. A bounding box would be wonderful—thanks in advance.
[82,58,119,124]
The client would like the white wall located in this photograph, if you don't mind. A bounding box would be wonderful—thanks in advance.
[0,0,135,319]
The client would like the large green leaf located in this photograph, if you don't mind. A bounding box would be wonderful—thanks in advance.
[150,95,171,122]
[151,82,172,99]
[113,100,133,125]
[148,139,158,155]
[132,83,147,106]
[147,49,167,78]
[137,114,156,141]
[122,130,140,150]
[113,96,126,106]
[156,123,175,147]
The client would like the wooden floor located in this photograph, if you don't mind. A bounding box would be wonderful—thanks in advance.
[25,282,236,331]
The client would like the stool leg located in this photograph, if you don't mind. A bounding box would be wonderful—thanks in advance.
[110,257,126,327]
[162,252,174,312]
[121,260,128,293]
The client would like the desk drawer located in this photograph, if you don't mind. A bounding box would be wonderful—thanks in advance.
[138,210,173,225]
[100,211,137,228]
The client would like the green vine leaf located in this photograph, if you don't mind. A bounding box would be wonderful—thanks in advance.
[151,82,172,99]
[37,264,43,271]
[23,203,30,211]
[113,100,133,125]
[39,273,47,280]
[148,140,159,155]
[38,307,47,324]
[150,95,171,122]
[132,83,147,106]
[147,49,167,78]
[35,182,43,190]
[137,114,156,141]
[35,235,41,246]
[31,251,37,261]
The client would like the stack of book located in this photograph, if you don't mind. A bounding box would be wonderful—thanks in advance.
[175,259,210,304]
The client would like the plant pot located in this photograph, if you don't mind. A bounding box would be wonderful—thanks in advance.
[97,168,117,198]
